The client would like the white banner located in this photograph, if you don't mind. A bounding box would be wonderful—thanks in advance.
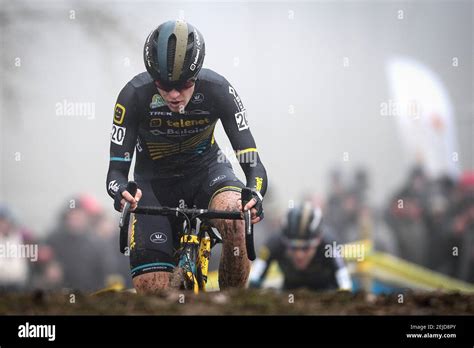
[386,57,460,179]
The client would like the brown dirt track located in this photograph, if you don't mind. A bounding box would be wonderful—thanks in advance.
[0,289,473,315]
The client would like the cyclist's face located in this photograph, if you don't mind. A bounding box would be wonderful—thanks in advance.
[155,81,195,113]
[286,244,318,270]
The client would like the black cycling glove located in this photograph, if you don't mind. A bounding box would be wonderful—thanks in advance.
[113,184,128,212]
[250,189,264,220]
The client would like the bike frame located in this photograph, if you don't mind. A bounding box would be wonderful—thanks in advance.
[177,218,216,293]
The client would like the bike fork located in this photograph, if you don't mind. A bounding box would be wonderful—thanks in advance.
[179,234,200,294]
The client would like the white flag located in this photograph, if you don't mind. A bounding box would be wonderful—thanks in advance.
[386,57,460,179]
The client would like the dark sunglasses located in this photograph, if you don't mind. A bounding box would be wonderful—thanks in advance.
[289,245,311,252]
[155,79,195,92]
[283,237,320,251]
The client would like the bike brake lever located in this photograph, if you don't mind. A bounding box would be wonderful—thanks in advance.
[241,188,256,261]
[119,181,138,254]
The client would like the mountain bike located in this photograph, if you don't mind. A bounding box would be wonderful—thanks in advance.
[118,181,256,294]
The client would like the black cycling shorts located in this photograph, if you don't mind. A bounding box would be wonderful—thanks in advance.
[129,161,244,278]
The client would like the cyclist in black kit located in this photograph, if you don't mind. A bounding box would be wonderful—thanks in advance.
[249,202,352,291]
[106,20,268,293]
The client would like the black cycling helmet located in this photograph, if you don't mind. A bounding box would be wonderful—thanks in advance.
[281,202,324,247]
[144,19,205,87]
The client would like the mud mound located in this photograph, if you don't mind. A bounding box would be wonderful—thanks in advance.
[1,289,473,315]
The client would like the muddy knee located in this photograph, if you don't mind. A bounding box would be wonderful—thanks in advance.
[133,271,171,294]
[217,219,245,243]
[209,191,244,240]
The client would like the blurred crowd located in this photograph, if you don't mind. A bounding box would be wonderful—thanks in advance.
[1,165,473,292]
[0,196,132,292]
[321,166,474,284]
[384,167,474,282]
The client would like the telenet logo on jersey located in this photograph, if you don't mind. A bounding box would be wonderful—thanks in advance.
[114,103,126,125]
[150,118,211,128]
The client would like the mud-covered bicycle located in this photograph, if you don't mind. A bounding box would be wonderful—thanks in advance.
[118,181,256,294]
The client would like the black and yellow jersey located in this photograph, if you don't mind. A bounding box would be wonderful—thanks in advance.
[106,68,267,198]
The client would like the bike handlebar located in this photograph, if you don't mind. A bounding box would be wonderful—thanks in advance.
[133,206,242,220]
[118,183,256,261]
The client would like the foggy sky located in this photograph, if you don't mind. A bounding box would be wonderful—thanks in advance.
[1,0,472,235]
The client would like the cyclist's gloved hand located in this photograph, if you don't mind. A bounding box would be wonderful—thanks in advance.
[114,184,142,212]
[243,189,264,223]
[113,185,127,211]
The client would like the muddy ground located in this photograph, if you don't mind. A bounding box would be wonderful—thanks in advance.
[0,289,473,315]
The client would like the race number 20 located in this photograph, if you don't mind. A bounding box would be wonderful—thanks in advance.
[235,110,249,131]
[111,124,126,145]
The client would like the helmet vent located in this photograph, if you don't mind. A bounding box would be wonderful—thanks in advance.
[167,34,177,74]
[183,33,195,72]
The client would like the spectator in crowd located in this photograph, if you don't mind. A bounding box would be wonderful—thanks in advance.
[325,168,346,236]
[443,171,474,282]
[46,195,107,291]
[94,213,133,289]
[0,204,30,291]
[424,175,456,272]
[384,166,429,266]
